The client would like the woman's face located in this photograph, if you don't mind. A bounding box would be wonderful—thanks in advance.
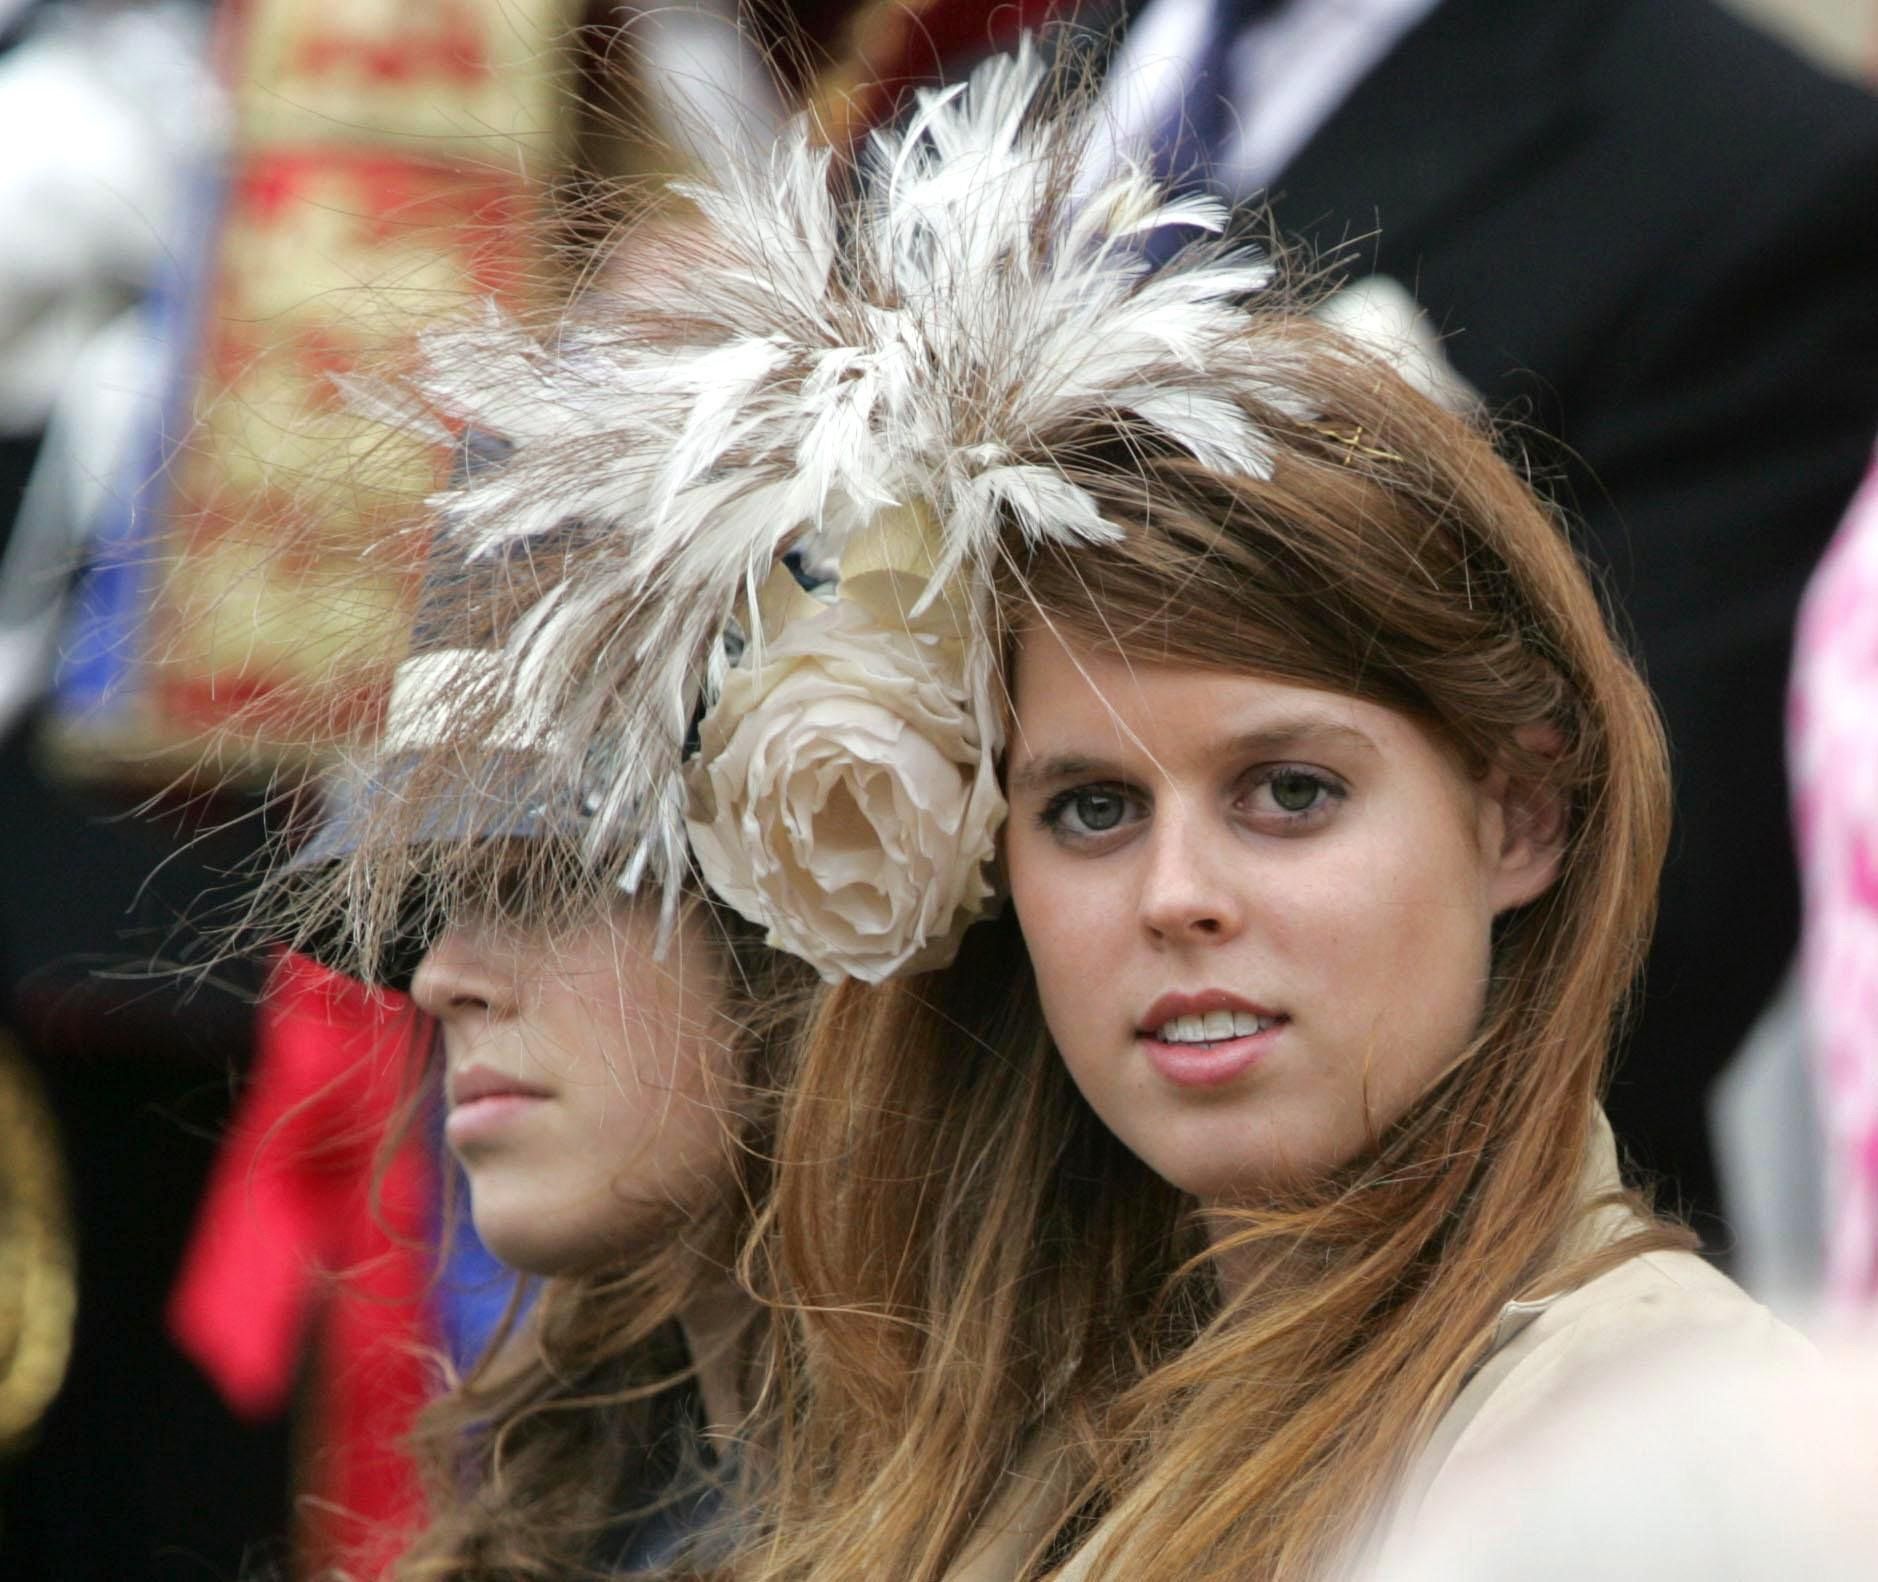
[1004,632,1559,1203]
[410,898,737,1275]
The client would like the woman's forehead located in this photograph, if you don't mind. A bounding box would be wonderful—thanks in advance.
[1003,630,1483,790]
[1011,624,1352,716]
[1011,638,1372,755]
[1009,611,1445,734]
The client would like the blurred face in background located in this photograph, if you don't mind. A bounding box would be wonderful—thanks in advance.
[410,895,738,1275]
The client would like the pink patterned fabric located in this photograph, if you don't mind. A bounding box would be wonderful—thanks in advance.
[1791,446,1878,1305]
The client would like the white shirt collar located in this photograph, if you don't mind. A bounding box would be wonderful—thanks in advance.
[1098,0,1444,196]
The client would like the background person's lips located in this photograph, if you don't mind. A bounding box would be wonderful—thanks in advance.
[447,1063,553,1109]
[444,1090,552,1150]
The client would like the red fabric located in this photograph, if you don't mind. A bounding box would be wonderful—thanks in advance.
[168,954,433,1571]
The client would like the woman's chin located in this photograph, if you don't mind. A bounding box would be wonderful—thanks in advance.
[471,1222,569,1277]
[1129,1124,1356,1205]
[468,1195,607,1279]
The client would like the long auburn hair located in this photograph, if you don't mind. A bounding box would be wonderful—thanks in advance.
[356,898,811,1582]
[736,325,1692,1581]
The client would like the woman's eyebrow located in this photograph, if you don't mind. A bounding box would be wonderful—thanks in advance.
[1007,752,1116,795]
[1008,716,1379,794]
[1221,718,1380,760]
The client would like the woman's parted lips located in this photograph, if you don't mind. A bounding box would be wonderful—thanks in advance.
[1137,989,1287,1040]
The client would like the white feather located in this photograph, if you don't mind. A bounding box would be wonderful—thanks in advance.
[1121,388,1276,478]
[363,40,1300,916]
[328,374,456,447]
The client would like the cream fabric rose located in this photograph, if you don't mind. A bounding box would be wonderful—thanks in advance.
[685,530,1005,983]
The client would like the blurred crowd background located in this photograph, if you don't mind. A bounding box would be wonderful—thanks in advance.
[0,0,1873,1576]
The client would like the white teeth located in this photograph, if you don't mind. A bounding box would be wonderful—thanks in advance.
[1153,1011,1277,1043]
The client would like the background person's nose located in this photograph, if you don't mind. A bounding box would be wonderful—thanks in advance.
[408,925,520,1021]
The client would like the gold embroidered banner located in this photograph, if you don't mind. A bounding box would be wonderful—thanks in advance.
[51,0,573,781]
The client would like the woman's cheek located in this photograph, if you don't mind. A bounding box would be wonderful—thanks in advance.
[1014,852,1126,1070]
[1011,835,1080,938]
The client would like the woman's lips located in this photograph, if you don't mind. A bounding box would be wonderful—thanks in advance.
[1139,1024,1283,1088]
[445,1093,549,1149]
[445,1066,552,1148]
[1136,991,1287,1089]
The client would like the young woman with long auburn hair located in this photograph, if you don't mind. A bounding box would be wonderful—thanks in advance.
[260,523,811,1579]
[326,42,1806,1580]
[385,888,799,1581]
[743,381,1751,1579]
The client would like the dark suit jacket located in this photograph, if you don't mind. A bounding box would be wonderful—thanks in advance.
[1259,0,1878,1228]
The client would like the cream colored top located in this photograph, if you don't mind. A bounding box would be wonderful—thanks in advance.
[945,1112,1808,1582]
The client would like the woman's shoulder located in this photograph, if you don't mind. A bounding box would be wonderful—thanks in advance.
[1368,1256,1876,1581]
[1415,1245,1812,1510]
[1493,1243,1795,1366]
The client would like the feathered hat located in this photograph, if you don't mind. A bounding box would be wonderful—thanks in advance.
[333,41,1320,984]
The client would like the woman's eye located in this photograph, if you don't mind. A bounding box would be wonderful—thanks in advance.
[1248,766,1344,823]
[1040,785,1141,840]
[1269,770,1324,813]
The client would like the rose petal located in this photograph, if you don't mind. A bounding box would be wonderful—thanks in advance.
[685,581,1007,981]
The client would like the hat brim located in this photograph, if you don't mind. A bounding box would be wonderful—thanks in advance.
[285,750,577,990]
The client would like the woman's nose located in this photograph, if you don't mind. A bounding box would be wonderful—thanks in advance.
[1135,805,1247,947]
[408,925,519,1020]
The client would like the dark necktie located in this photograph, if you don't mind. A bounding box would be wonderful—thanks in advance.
[1142,0,1286,265]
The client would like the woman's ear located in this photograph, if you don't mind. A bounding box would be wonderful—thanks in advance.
[1484,725,1568,915]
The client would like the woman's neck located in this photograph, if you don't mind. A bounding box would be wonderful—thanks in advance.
[677,1279,751,1441]
[1205,1200,1284,1303]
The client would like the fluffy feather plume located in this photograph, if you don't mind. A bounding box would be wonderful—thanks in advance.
[393,40,1297,927]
